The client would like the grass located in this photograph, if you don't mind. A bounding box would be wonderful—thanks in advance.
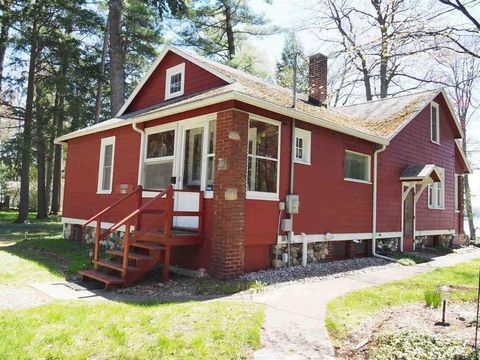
[0,300,264,359]
[195,278,266,295]
[325,259,480,342]
[424,289,442,308]
[0,210,90,285]
[389,252,430,265]
[0,210,62,243]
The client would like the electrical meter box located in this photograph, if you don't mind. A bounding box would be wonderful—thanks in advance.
[285,194,300,214]
[281,218,292,232]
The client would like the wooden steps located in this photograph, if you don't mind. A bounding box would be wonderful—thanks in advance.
[79,269,125,288]
[130,241,166,251]
[93,259,139,272]
[106,249,153,261]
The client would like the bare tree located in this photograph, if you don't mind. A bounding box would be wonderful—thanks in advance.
[309,0,436,101]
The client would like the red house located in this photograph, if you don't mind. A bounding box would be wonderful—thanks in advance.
[56,45,471,288]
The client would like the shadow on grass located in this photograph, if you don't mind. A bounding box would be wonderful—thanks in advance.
[0,211,91,279]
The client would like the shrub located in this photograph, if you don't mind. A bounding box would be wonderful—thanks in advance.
[424,289,442,308]
[370,331,476,360]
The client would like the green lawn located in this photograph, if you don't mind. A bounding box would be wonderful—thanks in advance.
[325,259,480,342]
[0,210,90,285]
[0,300,264,359]
[389,252,430,265]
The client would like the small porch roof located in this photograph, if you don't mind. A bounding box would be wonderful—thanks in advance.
[399,164,441,183]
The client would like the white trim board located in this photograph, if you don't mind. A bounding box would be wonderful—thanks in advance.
[61,217,134,232]
[277,232,402,244]
[277,229,456,244]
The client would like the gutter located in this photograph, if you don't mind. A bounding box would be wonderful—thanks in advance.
[371,144,398,262]
[131,122,145,186]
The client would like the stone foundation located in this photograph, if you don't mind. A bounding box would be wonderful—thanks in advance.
[376,237,400,253]
[415,234,455,250]
[63,223,126,251]
[271,240,371,269]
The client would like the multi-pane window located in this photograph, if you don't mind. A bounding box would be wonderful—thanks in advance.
[294,128,311,164]
[428,167,444,209]
[248,119,279,194]
[97,137,115,193]
[170,73,182,94]
[344,150,371,183]
[144,129,175,189]
[431,102,440,144]
[165,63,185,100]
[206,121,216,191]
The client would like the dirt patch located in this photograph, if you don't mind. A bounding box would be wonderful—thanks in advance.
[337,302,479,359]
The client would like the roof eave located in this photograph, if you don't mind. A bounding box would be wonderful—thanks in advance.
[130,90,389,145]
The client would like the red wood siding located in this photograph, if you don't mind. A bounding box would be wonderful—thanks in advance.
[63,124,141,222]
[377,94,460,234]
[125,51,227,113]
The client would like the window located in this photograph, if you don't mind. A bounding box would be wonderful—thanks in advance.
[428,167,444,209]
[165,63,185,100]
[294,128,311,164]
[431,102,440,144]
[454,174,461,212]
[144,129,175,189]
[247,119,280,197]
[206,120,216,191]
[97,136,115,194]
[344,150,371,183]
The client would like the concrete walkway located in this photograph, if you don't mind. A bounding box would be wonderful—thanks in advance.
[249,249,480,360]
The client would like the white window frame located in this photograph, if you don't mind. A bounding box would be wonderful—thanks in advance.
[454,174,460,212]
[344,150,371,184]
[431,102,440,144]
[97,136,115,194]
[428,166,445,210]
[246,116,281,201]
[143,124,177,191]
[165,63,185,100]
[294,128,311,165]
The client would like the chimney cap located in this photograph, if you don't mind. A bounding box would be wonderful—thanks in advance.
[309,52,328,60]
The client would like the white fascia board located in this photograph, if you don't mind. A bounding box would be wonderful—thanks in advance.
[54,118,128,144]
[455,139,473,174]
[115,45,234,118]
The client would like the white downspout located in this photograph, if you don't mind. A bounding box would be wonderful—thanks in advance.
[372,144,398,262]
[132,122,145,186]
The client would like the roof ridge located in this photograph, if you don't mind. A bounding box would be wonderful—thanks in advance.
[336,88,441,108]
[176,46,300,96]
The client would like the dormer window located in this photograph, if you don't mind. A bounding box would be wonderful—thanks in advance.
[431,102,440,144]
[165,63,185,100]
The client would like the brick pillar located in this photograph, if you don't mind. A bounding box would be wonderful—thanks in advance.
[211,109,249,279]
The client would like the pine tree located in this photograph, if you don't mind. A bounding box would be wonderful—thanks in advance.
[174,0,275,71]
[275,32,309,94]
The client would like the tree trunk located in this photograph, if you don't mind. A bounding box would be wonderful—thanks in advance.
[0,0,10,94]
[223,1,235,60]
[16,29,38,223]
[35,105,47,219]
[50,95,64,215]
[108,0,125,116]
[361,61,373,101]
[45,127,54,211]
[94,17,109,123]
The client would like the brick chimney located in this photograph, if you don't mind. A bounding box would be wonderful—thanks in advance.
[308,53,328,106]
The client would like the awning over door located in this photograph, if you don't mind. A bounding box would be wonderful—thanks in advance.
[399,164,441,183]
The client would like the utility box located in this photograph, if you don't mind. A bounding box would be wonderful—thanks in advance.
[285,194,300,214]
[281,218,292,232]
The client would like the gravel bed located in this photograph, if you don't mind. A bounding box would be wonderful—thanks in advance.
[240,257,399,286]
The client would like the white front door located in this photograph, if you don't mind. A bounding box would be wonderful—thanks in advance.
[173,122,208,229]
